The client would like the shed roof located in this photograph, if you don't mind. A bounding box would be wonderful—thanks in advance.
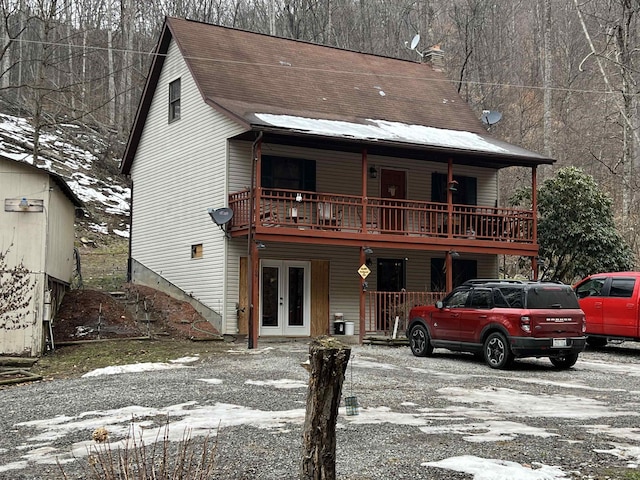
[1,155,84,208]
[122,17,552,173]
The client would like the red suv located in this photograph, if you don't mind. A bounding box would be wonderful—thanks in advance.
[407,279,587,369]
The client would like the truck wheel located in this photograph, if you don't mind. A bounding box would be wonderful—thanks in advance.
[409,324,434,357]
[550,353,579,369]
[483,332,513,369]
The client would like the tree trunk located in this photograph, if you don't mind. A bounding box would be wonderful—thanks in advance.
[300,337,351,480]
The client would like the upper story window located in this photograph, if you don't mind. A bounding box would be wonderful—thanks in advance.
[261,155,316,191]
[431,172,477,205]
[169,78,181,123]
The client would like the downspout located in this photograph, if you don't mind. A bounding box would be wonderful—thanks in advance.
[248,131,263,349]
[127,181,133,282]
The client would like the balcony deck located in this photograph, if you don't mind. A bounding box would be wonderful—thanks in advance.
[229,188,535,252]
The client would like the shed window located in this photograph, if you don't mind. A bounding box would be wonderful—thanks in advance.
[169,78,181,122]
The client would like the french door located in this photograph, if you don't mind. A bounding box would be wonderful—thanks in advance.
[260,260,311,336]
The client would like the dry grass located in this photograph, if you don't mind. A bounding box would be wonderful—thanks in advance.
[59,419,218,480]
[33,338,229,380]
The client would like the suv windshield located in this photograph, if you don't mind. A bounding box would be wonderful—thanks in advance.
[525,286,580,309]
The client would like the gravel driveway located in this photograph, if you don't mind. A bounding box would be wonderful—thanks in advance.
[2,340,640,479]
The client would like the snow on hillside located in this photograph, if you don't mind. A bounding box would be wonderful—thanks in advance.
[0,113,131,238]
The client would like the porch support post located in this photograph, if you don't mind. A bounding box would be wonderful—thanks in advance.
[447,157,453,237]
[531,166,539,280]
[248,134,263,349]
[359,246,366,344]
[361,148,368,233]
[445,250,453,292]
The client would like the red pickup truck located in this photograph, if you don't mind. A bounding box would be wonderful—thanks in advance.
[574,272,640,346]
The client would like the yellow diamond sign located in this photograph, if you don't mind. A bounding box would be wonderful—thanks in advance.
[358,264,371,279]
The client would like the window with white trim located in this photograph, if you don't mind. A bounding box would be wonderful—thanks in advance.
[169,78,181,122]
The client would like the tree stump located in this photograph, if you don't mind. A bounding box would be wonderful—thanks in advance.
[300,336,351,480]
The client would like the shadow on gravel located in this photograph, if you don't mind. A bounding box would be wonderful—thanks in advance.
[420,350,562,372]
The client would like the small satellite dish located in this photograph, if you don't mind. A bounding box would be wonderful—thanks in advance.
[208,207,234,226]
[481,110,502,126]
[410,34,420,50]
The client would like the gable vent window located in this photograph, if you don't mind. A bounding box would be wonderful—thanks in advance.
[169,78,181,123]
[191,243,203,259]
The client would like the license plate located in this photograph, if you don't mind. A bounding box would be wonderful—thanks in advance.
[552,338,567,348]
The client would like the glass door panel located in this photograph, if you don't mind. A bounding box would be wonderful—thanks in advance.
[288,266,305,327]
[261,266,280,327]
[260,260,310,336]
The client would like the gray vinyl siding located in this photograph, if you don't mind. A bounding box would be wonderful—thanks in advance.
[227,143,498,207]
[130,39,246,332]
[228,141,253,193]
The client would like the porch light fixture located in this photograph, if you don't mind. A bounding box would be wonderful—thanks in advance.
[449,250,460,257]
[19,197,29,209]
[369,166,378,179]
[363,246,373,255]
[295,193,303,202]
[256,241,266,250]
[448,180,458,192]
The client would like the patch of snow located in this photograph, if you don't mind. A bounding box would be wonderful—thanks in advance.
[419,420,557,442]
[88,223,109,235]
[245,379,307,389]
[593,442,640,466]
[423,455,568,480]
[0,113,130,221]
[255,113,510,154]
[169,356,200,364]
[198,378,223,385]
[437,386,638,419]
[81,362,191,377]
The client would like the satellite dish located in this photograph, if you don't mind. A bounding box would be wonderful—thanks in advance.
[410,34,420,50]
[481,110,502,126]
[208,207,234,226]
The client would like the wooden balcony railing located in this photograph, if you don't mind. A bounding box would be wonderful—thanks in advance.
[365,290,445,337]
[228,188,535,243]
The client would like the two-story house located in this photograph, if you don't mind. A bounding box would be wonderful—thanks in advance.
[121,17,552,347]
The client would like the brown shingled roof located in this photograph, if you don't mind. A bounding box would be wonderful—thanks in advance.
[169,17,483,132]
[122,17,551,174]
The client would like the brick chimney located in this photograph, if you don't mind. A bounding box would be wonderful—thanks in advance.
[424,44,445,72]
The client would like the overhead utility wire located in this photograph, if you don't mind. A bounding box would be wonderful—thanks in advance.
[9,36,640,98]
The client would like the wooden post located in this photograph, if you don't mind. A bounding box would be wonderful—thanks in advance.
[359,246,366,344]
[300,337,352,480]
[531,166,539,280]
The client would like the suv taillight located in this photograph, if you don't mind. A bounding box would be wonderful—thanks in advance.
[581,314,586,333]
[520,315,531,333]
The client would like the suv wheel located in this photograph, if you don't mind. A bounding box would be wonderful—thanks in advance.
[409,324,434,357]
[550,353,579,369]
[483,332,513,369]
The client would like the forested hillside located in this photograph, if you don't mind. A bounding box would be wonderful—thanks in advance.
[0,0,638,255]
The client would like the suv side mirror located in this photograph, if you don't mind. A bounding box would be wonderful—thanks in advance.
[436,300,444,309]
